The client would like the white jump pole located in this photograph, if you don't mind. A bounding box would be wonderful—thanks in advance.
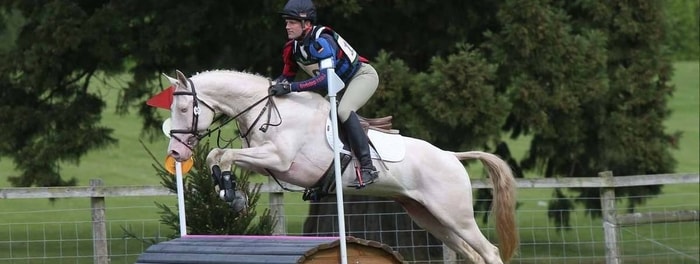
[175,161,188,236]
[326,67,348,264]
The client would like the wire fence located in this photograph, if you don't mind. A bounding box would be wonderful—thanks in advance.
[0,173,698,264]
[0,199,167,264]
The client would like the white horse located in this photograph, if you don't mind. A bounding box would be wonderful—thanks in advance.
[165,69,518,264]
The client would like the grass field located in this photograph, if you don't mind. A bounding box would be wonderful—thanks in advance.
[0,62,698,263]
[665,61,700,172]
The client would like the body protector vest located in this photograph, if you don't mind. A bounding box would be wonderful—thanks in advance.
[292,26,363,83]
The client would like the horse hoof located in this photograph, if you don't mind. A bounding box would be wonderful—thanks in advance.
[230,192,248,213]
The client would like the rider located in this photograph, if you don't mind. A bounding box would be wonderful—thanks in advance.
[269,0,379,189]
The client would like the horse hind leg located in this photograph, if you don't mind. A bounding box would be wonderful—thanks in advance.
[396,197,485,264]
[427,200,503,264]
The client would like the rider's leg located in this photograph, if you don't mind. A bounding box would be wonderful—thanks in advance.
[338,63,379,188]
[342,112,378,187]
[336,63,378,122]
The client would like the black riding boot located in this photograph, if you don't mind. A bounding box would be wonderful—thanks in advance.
[342,112,378,188]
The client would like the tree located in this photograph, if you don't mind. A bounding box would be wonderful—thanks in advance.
[662,0,700,60]
[123,142,275,242]
[485,0,675,226]
[149,142,275,237]
[0,1,120,187]
[564,0,676,214]
[320,1,501,71]
[363,46,508,151]
[0,0,283,187]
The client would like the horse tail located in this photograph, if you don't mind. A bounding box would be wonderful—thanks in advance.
[452,151,519,262]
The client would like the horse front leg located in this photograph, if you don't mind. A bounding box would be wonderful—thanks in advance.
[206,145,293,212]
[206,148,227,172]
[209,142,293,173]
[206,148,250,213]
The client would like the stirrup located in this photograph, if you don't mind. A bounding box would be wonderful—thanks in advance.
[349,169,378,189]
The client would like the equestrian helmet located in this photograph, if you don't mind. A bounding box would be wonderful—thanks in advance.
[280,0,316,22]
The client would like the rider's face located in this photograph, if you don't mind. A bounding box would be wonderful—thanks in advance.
[284,19,309,39]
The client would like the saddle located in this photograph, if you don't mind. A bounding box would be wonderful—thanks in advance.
[358,115,399,134]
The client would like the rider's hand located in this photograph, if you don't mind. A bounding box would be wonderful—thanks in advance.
[269,83,291,96]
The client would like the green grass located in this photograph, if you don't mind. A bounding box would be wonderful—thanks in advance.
[501,186,699,263]
[666,61,700,173]
[0,62,698,263]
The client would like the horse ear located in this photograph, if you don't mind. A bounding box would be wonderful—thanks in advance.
[176,70,188,87]
[163,73,179,87]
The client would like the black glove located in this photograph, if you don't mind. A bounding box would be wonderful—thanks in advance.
[269,82,291,96]
[273,75,288,83]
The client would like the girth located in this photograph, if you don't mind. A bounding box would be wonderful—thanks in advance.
[302,151,353,202]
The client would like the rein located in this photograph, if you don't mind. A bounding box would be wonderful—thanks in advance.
[201,94,281,148]
[171,77,300,193]
[230,96,299,193]
[170,79,282,149]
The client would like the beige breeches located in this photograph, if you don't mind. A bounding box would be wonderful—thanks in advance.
[337,63,379,122]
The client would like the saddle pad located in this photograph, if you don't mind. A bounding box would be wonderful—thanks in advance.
[325,118,405,162]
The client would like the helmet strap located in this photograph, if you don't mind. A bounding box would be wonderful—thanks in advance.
[297,22,313,40]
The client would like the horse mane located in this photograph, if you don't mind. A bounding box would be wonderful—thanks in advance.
[192,69,269,82]
[188,69,272,98]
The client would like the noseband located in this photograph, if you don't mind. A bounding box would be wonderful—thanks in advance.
[170,79,215,148]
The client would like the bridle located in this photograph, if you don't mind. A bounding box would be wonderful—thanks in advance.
[170,78,282,150]
[169,79,216,149]
[170,77,302,194]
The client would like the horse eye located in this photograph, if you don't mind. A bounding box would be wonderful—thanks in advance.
[180,107,188,113]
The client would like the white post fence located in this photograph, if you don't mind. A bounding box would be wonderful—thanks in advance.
[0,172,697,264]
[90,179,109,264]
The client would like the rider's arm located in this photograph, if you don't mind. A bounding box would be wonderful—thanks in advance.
[290,35,336,92]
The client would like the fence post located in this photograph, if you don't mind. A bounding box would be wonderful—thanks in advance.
[599,171,620,264]
[269,178,286,235]
[90,179,109,264]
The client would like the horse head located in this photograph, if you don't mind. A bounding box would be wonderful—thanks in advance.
[165,70,216,162]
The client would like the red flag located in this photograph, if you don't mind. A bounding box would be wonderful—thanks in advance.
[146,86,174,110]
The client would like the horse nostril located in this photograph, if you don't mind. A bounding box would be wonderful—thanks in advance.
[169,150,180,160]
